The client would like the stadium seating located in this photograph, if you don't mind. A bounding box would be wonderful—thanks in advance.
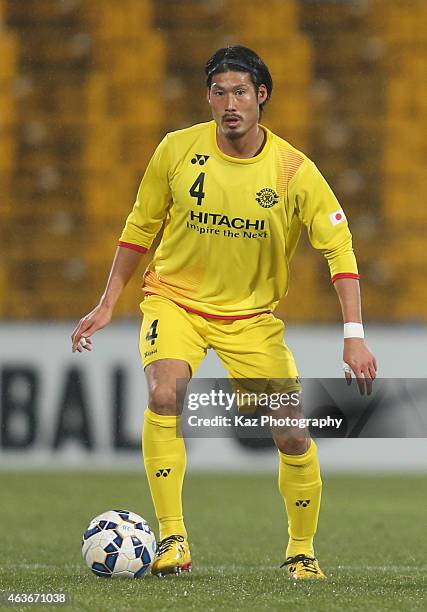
[81,0,166,317]
[1,0,166,318]
[0,0,425,322]
[370,0,427,320]
[0,3,16,316]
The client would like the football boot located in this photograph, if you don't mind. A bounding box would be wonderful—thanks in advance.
[281,554,326,579]
[151,535,192,577]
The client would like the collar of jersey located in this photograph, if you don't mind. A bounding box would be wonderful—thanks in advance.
[211,120,272,164]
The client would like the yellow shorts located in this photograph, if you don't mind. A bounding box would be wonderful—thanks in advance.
[139,295,300,393]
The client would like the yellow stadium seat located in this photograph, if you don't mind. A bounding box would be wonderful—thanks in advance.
[83,0,153,40]
[0,33,17,79]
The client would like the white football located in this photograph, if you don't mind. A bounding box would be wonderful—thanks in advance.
[82,510,157,578]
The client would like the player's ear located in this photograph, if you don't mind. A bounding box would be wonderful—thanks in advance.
[206,87,211,105]
[258,84,268,105]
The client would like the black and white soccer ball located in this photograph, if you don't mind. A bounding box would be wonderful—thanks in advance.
[82,510,157,578]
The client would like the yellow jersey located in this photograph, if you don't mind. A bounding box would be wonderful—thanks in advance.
[119,121,359,319]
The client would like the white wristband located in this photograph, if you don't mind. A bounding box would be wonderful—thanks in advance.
[344,322,364,339]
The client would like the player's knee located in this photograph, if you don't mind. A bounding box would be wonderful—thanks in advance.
[149,385,179,415]
[275,434,309,455]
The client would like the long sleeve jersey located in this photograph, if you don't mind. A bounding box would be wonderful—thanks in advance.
[119,120,359,319]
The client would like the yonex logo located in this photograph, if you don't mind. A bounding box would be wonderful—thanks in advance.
[191,154,210,165]
[156,468,171,478]
[295,499,310,507]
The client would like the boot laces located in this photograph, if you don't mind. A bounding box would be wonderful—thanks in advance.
[156,535,185,556]
[281,554,318,573]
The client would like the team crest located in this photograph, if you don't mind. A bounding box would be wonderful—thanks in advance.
[255,187,279,208]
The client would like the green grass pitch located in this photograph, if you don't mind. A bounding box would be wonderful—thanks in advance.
[0,472,425,611]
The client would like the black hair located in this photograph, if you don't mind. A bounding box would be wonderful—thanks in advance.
[205,45,273,118]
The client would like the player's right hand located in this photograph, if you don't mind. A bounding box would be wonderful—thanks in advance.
[71,303,113,353]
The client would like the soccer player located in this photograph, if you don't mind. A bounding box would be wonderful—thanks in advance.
[71,46,377,579]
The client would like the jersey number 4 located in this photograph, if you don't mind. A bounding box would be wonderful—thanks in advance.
[189,172,205,206]
[145,319,159,345]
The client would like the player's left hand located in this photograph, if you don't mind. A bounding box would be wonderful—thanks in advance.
[343,338,377,395]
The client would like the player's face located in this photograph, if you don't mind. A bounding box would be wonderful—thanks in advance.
[207,71,267,141]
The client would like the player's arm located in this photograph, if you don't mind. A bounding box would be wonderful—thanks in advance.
[333,277,377,394]
[291,160,377,392]
[71,135,172,353]
[71,246,147,352]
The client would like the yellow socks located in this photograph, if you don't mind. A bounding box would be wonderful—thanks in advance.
[143,408,321,555]
[142,408,187,541]
[278,439,322,558]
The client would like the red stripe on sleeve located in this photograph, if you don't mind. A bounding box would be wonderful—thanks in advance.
[331,272,360,283]
[118,241,148,254]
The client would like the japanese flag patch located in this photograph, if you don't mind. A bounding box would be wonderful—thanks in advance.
[329,209,346,226]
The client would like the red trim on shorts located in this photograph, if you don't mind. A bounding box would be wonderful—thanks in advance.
[118,241,148,254]
[144,292,270,320]
[331,272,360,283]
